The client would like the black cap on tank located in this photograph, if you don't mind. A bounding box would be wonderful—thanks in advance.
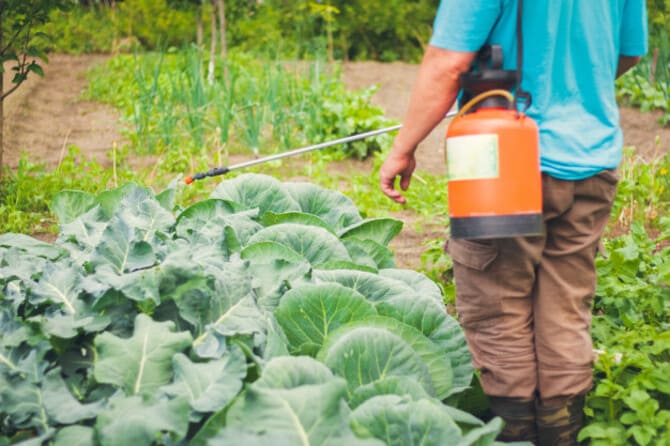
[460,45,518,112]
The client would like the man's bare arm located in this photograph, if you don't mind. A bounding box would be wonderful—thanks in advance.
[617,55,642,78]
[379,46,476,203]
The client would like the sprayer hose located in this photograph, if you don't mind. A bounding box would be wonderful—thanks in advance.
[454,89,516,121]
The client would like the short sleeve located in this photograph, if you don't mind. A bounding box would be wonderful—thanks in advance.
[620,0,648,56]
[429,0,503,52]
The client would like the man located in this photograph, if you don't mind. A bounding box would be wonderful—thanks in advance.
[379,1,647,444]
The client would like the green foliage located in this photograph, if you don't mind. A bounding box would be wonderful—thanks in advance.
[0,173,502,445]
[230,0,439,62]
[35,0,438,62]
[610,147,670,230]
[84,49,395,160]
[0,147,130,235]
[647,0,670,45]
[582,225,670,445]
[0,0,70,93]
[617,2,670,125]
[115,0,197,49]
[38,7,116,55]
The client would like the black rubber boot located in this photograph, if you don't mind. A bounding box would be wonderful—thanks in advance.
[489,397,538,444]
[536,395,585,446]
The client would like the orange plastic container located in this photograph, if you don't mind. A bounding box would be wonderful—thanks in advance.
[446,107,543,239]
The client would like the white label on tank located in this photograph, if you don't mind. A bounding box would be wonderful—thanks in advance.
[446,134,500,181]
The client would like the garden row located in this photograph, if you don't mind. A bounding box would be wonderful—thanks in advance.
[0,174,506,445]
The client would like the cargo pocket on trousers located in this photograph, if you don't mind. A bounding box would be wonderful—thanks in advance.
[447,238,502,326]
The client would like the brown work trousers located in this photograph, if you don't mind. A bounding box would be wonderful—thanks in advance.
[447,170,619,401]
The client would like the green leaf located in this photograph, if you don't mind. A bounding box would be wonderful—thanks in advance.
[94,313,193,396]
[247,223,351,267]
[274,283,377,356]
[314,270,472,393]
[116,191,175,242]
[161,347,247,413]
[54,426,95,446]
[317,325,434,396]
[30,263,83,316]
[178,260,266,343]
[213,356,381,445]
[27,62,45,77]
[372,293,471,395]
[241,241,312,311]
[96,183,145,220]
[380,268,444,303]
[51,190,97,225]
[175,199,260,246]
[284,182,362,230]
[343,238,395,270]
[577,421,627,444]
[349,376,430,409]
[0,347,51,432]
[91,264,161,304]
[254,356,337,389]
[314,269,416,303]
[459,417,505,445]
[95,393,190,446]
[57,207,108,257]
[325,316,453,399]
[317,260,379,274]
[0,233,65,260]
[42,369,103,424]
[339,218,403,246]
[261,211,335,233]
[211,174,300,216]
[350,395,463,446]
[156,182,178,212]
[91,217,156,274]
[242,240,305,264]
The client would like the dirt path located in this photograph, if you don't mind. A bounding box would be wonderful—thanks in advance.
[3,54,122,168]
[3,55,669,269]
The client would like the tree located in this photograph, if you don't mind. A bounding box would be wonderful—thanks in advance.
[0,0,69,177]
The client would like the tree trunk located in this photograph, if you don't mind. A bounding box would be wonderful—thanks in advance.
[0,2,4,179]
[196,3,204,47]
[650,47,659,86]
[208,0,217,84]
[217,0,227,58]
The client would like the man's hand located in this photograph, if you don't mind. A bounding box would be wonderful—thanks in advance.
[379,150,417,204]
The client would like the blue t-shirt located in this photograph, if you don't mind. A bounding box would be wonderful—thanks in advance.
[430,0,648,180]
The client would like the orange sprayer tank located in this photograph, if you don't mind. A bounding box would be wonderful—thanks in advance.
[446,107,543,239]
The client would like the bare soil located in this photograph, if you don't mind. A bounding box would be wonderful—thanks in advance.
[3,54,122,168]
[3,56,669,269]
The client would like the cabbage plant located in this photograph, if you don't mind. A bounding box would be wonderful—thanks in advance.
[0,174,506,445]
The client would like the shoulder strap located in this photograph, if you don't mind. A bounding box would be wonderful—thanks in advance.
[514,0,532,112]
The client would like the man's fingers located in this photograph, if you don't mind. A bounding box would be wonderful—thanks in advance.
[380,175,407,204]
[400,172,412,191]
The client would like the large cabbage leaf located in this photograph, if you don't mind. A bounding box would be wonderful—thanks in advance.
[320,317,453,399]
[274,283,377,355]
[211,173,300,216]
[314,269,473,394]
[210,356,382,446]
[94,314,192,396]
[317,325,435,396]
[247,223,351,267]
[284,182,362,230]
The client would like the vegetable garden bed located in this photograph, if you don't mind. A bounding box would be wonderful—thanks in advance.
[0,174,505,445]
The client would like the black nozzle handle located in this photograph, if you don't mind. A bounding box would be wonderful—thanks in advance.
[184,166,230,184]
